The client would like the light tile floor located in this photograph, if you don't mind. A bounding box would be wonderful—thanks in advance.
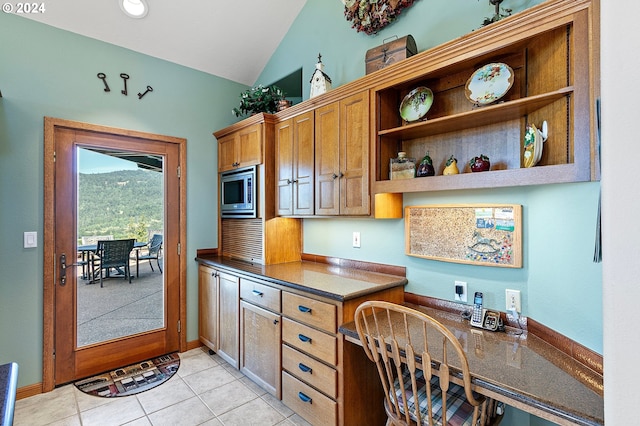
[14,347,313,426]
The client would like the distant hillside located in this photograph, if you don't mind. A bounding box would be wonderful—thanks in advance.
[78,169,163,241]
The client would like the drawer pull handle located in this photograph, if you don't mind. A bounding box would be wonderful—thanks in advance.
[298,392,312,404]
[298,305,312,313]
[298,334,312,343]
[298,363,312,374]
[252,289,264,297]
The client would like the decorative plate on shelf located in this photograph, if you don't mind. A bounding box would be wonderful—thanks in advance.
[399,87,434,122]
[465,62,514,106]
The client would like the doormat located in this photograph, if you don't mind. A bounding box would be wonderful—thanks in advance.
[74,352,180,398]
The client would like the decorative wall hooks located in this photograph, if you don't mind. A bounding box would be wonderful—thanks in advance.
[96,72,152,100]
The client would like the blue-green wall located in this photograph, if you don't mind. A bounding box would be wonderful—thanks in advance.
[0,13,246,387]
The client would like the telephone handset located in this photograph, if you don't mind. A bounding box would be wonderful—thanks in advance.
[469,292,501,332]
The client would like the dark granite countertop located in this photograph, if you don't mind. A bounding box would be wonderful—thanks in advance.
[196,255,407,301]
[339,304,604,426]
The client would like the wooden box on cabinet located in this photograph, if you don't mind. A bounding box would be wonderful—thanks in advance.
[371,0,599,195]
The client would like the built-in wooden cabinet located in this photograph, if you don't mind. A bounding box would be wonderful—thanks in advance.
[196,261,405,426]
[371,0,598,194]
[217,122,263,172]
[314,91,370,216]
[198,264,218,353]
[217,270,240,368]
[239,277,282,398]
[275,111,315,216]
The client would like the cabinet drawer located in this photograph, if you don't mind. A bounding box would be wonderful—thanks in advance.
[282,318,336,365]
[282,292,336,333]
[282,372,337,426]
[240,278,281,312]
[282,344,337,399]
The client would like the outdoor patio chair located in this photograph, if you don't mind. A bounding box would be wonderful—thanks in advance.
[91,239,135,287]
[135,234,163,276]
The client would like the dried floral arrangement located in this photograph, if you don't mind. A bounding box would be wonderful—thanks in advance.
[342,0,417,35]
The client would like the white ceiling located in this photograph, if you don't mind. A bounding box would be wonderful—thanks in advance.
[19,0,307,86]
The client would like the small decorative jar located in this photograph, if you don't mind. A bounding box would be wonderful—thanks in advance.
[390,151,416,180]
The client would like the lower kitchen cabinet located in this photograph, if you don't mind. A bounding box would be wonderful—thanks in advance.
[217,270,240,368]
[240,300,281,398]
[197,260,405,425]
[198,265,218,353]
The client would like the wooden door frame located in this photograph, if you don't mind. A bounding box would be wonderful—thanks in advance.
[42,117,187,392]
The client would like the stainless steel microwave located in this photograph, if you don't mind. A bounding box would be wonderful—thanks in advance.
[220,166,257,218]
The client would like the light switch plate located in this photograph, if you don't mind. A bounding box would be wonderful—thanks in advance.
[352,232,361,248]
[24,231,37,248]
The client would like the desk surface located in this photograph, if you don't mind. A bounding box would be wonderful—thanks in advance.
[339,304,603,426]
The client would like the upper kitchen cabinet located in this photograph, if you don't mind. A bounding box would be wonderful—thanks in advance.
[275,111,315,217]
[371,0,599,194]
[315,91,370,216]
[216,116,270,172]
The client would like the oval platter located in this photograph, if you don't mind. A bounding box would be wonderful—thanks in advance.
[399,86,434,122]
[465,62,514,106]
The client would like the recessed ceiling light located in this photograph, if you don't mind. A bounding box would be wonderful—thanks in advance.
[120,0,148,19]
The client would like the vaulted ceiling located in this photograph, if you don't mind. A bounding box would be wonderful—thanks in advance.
[19,0,308,86]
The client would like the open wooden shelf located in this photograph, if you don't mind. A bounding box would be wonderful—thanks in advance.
[378,87,573,140]
[370,1,598,195]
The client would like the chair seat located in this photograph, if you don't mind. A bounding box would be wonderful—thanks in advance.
[394,368,479,426]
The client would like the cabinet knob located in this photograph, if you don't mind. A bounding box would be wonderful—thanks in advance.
[298,333,312,343]
[298,392,312,404]
[332,173,338,180]
[286,179,292,184]
[292,179,298,184]
[298,305,312,314]
[298,363,312,374]
[273,319,279,325]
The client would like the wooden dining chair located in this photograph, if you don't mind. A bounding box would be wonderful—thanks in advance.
[354,301,500,426]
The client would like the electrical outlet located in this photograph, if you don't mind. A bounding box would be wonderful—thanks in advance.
[505,289,521,313]
[454,281,467,302]
[352,232,361,248]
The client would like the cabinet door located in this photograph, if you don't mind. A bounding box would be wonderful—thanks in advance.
[237,123,262,167]
[314,102,340,215]
[218,271,240,368]
[198,265,218,352]
[340,91,370,215]
[293,111,315,215]
[240,301,281,398]
[218,123,263,172]
[218,134,238,172]
[276,118,294,216]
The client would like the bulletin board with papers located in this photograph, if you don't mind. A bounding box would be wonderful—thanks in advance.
[405,204,522,268]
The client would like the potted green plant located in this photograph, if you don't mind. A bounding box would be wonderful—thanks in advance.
[232,84,287,117]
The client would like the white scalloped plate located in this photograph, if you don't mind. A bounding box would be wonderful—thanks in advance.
[465,62,514,106]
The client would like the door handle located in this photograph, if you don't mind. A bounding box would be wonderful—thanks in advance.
[59,253,81,287]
